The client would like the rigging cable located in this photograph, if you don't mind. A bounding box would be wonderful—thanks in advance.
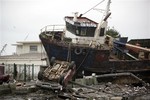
[80,0,105,17]
[67,43,71,62]
[76,48,91,73]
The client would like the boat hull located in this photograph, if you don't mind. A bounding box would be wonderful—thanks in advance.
[40,34,150,81]
[40,37,109,71]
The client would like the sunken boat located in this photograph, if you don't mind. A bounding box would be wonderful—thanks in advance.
[39,0,150,81]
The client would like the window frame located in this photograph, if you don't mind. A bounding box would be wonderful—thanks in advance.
[29,45,38,52]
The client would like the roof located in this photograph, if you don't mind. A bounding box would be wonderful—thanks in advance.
[128,39,150,48]
[65,16,98,26]
[17,41,41,44]
[12,41,42,46]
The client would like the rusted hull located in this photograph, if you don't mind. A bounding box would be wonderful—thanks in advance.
[85,60,150,82]
[40,34,150,80]
[85,60,150,72]
[40,34,109,68]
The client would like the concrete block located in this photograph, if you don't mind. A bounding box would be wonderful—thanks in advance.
[110,97,122,100]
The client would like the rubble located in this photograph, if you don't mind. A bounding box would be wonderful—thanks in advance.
[0,80,150,100]
[0,65,150,100]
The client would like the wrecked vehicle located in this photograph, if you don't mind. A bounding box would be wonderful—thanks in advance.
[37,57,76,88]
[0,75,10,84]
[0,64,10,84]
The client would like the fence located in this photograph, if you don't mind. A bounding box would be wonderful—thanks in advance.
[3,63,40,82]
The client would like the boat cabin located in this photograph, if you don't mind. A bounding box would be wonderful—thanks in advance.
[65,16,98,37]
[64,15,107,45]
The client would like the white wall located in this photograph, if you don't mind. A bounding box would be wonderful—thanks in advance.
[16,45,23,54]
[16,42,44,54]
[0,58,46,66]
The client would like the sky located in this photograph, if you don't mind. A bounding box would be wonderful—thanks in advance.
[0,0,150,55]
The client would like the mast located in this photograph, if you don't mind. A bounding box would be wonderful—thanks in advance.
[105,0,111,16]
[90,0,111,47]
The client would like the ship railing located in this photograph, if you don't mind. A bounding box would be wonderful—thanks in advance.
[70,37,105,45]
[40,25,65,33]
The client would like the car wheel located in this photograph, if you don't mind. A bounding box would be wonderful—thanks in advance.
[59,75,64,86]
[38,71,43,81]
[69,61,75,70]
[50,57,56,66]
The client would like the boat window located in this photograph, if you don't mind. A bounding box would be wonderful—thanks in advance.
[74,22,80,26]
[99,28,105,36]
[76,26,79,35]
[81,28,86,36]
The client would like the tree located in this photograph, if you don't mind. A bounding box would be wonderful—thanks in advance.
[106,28,120,38]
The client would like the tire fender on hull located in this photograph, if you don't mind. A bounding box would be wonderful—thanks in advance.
[74,48,82,55]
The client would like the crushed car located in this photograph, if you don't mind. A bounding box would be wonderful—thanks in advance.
[37,57,76,90]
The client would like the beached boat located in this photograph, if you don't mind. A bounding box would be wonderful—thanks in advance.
[39,0,150,81]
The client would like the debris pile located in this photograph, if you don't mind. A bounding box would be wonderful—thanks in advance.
[0,78,150,100]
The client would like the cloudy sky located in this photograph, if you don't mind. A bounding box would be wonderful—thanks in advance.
[0,0,150,55]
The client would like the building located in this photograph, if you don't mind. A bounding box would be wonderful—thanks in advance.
[0,41,47,65]
[0,41,47,80]
[14,41,44,55]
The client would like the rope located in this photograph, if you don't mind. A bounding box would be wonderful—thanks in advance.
[76,48,91,72]
[81,0,105,16]
[67,43,71,62]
